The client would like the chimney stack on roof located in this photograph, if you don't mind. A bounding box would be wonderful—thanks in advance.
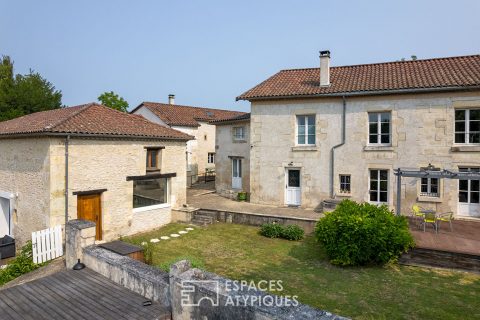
[168,94,175,105]
[319,50,331,87]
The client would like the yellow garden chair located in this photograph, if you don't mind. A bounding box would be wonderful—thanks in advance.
[411,204,425,228]
[423,212,438,233]
[437,212,454,232]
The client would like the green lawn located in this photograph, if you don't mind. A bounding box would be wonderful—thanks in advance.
[124,223,480,320]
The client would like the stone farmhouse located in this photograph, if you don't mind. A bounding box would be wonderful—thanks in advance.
[0,103,192,245]
[131,95,245,184]
[210,113,251,199]
[234,52,480,219]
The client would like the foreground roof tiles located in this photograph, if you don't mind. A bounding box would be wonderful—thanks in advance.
[136,102,246,127]
[237,55,480,100]
[0,103,192,140]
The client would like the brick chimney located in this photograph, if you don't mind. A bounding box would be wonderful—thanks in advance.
[168,94,175,105]
[319,50,331,87]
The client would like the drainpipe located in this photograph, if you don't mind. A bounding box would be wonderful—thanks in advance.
[330,96,346,198]
[65,135,70,226]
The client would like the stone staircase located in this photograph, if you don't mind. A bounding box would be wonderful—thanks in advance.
[399,247,480,272]
[191,210,215,226]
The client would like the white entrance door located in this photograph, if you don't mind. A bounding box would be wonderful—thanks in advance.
[0,197,10,237]
[458,168,480,218]
[285,169,301,206]
[232,158,242,189]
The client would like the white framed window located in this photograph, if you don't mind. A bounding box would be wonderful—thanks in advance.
[233,126,246,140]
[208,152,215,164]
[368,112,391,145]
[296,115,315,145]
[420,178,440,197]
[455,109,480,144]
[369,169,388,204]
[459,168,480,204]
[133,177,169,210]
[339,175,351,193]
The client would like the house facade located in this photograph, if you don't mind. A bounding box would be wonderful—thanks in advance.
[0,103,192,245]
[211,114,251,199]
[131,96,245,184]
[237,53,480,219]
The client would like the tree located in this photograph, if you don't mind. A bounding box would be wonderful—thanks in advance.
[0,55,62,121]
[98,91,129,112]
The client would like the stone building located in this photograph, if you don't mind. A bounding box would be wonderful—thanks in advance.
[237,52,480,218]
[0,103,192,244]
[131,96,245,184]
[211,114,251,199]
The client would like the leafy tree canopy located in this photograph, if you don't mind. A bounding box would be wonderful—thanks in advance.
[0,55,62,121]
[98,91,129,112]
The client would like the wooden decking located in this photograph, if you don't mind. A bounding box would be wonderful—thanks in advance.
[0,268,170,320]
[409,218,480,255]
[401,218,480,271]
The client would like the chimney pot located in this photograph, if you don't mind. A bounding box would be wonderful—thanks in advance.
[319,50,331,87]
[168,94,175,105]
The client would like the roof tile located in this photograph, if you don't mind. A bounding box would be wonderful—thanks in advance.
[237,55,480,100]
[0,103,193,140]
[137,102,246,127]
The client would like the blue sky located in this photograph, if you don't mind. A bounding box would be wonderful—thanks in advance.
[1,0,479,112]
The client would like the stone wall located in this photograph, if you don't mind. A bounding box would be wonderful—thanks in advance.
[214,120,250,198]
[193,209,317,233]
[48,138,187,241]
[250,91,480,216]
[172,122,216,177]
[127,206,172,235]
[0,138,51,245]
[170,260,345,320]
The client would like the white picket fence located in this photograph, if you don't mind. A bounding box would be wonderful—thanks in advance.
[31,225,63,264]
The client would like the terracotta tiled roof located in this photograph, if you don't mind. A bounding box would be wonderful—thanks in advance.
[0,103,193,140]
[237,55,480,100]
[210,113,250,124]
[134,102,246,127]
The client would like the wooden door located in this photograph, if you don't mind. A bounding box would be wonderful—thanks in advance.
[77,194,102,240]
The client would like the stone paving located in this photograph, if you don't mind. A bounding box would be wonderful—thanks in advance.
[143,227,196,244]
[188,181,321,220]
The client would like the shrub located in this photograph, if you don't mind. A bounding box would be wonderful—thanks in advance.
[281,225,305,241]
[0,241,47,286]
[315,200,415,266]
[260,223,304,241]
[259,223,284,238]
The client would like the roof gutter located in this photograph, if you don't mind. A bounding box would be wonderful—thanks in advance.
[330,96,346,198]
[236,85,480,101]
[0,132,194,141]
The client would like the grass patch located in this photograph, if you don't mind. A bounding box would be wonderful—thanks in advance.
[124,223,480,319]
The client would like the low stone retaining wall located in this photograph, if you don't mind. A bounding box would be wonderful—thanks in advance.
[194,208,318,233]
[83,246,171,307]
[170,260,345,320]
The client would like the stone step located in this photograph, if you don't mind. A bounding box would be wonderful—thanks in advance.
[191,213,214,226]
[399,247,480,272]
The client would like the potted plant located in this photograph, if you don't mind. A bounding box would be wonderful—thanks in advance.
[237,191,247,201]
[0,235,16,259]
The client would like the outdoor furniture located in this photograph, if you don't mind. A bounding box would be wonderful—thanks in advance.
[437,212,454,232]
[422,212,438,233]
[0,235,16,259]
[411,205,425,228]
